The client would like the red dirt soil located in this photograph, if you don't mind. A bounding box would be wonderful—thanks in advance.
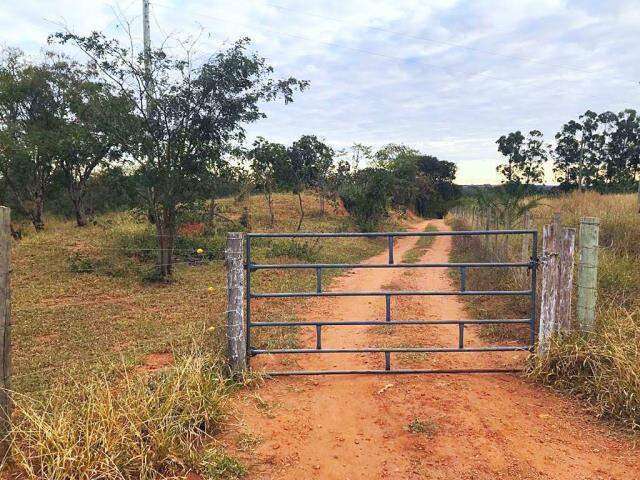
[230,220,639,480]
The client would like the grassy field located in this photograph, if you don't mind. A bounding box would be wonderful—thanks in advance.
[7,191,409,477]
[449,191,640,431]
[12,192,406,394]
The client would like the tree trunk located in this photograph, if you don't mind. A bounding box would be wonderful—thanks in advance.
[70,187,88,227]
[296,192,305,231]
[637,177,640,214]
[155,206,176,280]
[319,191,325,216]
[31,195,45,231]
[265,191,274,227]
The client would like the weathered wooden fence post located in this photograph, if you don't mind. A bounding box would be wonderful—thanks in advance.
[537,224,559,354]
[556,227,576,333]
[0,207,12,458]
[577,217,600,332]
[225,232,247,376]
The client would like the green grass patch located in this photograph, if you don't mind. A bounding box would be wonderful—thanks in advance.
[401,224,438,263]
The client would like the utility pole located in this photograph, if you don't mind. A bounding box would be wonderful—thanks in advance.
[142,0,152,109]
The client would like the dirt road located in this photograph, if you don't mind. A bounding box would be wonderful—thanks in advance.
[231,220,639,480]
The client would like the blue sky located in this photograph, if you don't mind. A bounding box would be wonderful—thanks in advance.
[1,0,638,183]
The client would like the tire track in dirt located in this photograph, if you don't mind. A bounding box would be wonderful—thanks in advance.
[231,220,639,480]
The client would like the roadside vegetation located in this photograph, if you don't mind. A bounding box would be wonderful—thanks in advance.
[450,191,640,430]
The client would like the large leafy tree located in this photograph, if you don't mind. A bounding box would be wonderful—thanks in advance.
[553,111,601,190]
[553,120,582,189]
[414,155,460,218]
[0,50,62,230]
[607,109,640,190]
[372,143,421,211]
[53,58,131,226]
[496,130,548,187]
[496,131,525,184]
[54,32,308,278]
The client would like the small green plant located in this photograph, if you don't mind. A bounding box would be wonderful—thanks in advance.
[405,417,438,437]
[236,431,262,452]
[67,251,98,273]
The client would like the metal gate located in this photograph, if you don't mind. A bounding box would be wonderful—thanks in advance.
[245,229,538,375]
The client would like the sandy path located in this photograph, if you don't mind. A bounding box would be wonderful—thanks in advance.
[232,220,639,480]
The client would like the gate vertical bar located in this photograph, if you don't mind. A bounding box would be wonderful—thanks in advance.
[316,267,322,293]
[316,325,322,350]
[529,230,538,347]
[388,235,394,264]
[385,295,391,322]
[245,235,252,368]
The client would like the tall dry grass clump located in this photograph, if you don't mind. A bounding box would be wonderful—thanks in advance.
[8,353,245,479]
[528,303,640,430]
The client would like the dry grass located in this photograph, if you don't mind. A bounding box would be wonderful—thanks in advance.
[450,191,640,430]
[528,303,640,431]
[9,352,245,479]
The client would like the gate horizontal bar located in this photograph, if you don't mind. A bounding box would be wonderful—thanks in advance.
[249,318,531,327]
[251,290,532,298]
[264,368,522,376]
[252,346,532,355]
[247,229,535,238]
[250,261,532,270]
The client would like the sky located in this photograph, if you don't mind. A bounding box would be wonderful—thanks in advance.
[1,0,638,184]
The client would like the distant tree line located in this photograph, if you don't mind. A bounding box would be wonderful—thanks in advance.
[246,139,460,232]
[496,109,640,193]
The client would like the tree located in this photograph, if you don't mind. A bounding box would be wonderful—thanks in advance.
[52,58,131,226]
[346,143,372,171]
[373,143,421,211]
[553,120,582,189]
[414,156,460,218]
[0,50,62,230]
[372,144,460,218]
[287,135,334,217]
[54,31,308,279]
[520,130,548,185]
[607,109,640,191]
[496,130,548,187]
[246,137,288,227]
[553,111,610,191]
[283,135,333,229]
[496,131,525,185]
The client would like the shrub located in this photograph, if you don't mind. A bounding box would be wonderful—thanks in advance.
[339,168,391,232]
[268,239,320,262]
[9,353,244,479]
